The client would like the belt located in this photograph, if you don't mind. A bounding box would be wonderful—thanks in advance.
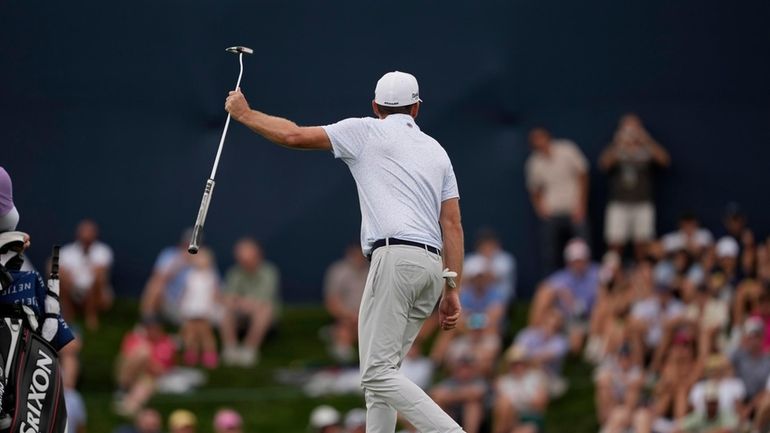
[367,238,441,261]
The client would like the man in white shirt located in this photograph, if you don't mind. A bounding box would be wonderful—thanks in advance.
[525,127,590,275]
[60,219,114,330]
[225,71,465,433]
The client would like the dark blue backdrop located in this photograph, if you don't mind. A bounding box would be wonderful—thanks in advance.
[2,0,769,301]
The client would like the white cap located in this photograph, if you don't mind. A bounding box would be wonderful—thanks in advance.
[463,256,487,278]
[374,71,421,107]
[309,405,340,429]
[716,236,739,258]
[564,238,590,262]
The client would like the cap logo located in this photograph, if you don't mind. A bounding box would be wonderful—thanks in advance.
[412,92,419,99]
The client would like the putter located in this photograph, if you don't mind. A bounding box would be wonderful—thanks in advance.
[188,46,254,254]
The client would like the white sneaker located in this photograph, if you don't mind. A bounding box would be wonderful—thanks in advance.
[238,347,259,367]
[222,346,240,366]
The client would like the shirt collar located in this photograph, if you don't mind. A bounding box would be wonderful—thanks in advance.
[383,113,420,130]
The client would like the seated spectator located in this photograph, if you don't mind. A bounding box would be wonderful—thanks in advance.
[179,248,220,368]
[599,113,670,259]
[730,318,770,416]
[464,228,517,302]
[220,237,281,367]
[344,409,366,433]
[400,343,434,390]
[661,213,714,260]
[710,237,742,294]
[445,314,502,376]
[492,346,548,433]
[60,219,114,330]
[169,410,197,433]
[514,310,569,381]
[323,242,367,362]
[721,202,756,278]
[586,252,635,363]
[629,266,684,361]
[460,259,506,332]
[594,344,643,430]
[214,409,243,433]
[309,405,343,433]
[530,238,600,352]
[688,355,745,422]
[65,386,87,433]
[431,354,488,433]
[114,316,177,416]
[141,229,202,324]
[675,382,738,433]
[112,408,163,433]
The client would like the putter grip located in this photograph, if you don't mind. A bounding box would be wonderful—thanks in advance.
[188,179,216,254]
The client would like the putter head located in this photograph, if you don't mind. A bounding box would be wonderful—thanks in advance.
[225,46,254,55]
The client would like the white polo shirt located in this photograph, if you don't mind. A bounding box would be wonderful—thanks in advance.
[323,114,459,255]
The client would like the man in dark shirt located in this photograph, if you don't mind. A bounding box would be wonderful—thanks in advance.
[599,114,670,259]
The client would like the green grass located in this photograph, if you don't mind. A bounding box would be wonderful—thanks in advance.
[78,301,598,433]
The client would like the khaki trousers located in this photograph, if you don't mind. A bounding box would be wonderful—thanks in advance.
[359,244,464,433]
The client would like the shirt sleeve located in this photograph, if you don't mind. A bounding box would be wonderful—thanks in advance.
[322,117,371,163]
[524,158,541,192]
[442,163,460,201]
[565,141,589,173]
[92,243,114,267]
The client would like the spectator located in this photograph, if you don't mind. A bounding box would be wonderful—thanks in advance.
[688,355,745,422]
[445,314,502,376]
[675,382,738,433]
[525,127,589,274]
[629,266,685,358]
[64,387,87,433]
[460,259,506,332]
[323,241,367,362]
[221,238,281,367]
[179,248,220,368]
[114,316,177,416]
[711,237,742,293]
[721,203,756,277]
[514,310,569,385]
[309,405,343,433]
[169,410,197,433]
[492,346,548,433]
[112,408,163,433]
[344,409,366,433]
[0,166,18,232]
[431,354,488,433]
[141,229,201,324]
[594,344,643,430]
[730,318,770,414]
[400,343,435,390]
[529,239,600,352]
[59,219,114,330]
[661,213,714,259]
[599,114,670,259]
[464,228,517,302]
[214,409,244,433]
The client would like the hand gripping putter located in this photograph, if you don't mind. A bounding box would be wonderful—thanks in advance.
[188,46,253,254]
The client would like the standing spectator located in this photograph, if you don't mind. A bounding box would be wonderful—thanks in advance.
[492,346,549,433]
[464,228,517,302]
[529,239,600,352]
[60,219,114,330]
[0,166,19,231]
[430,354,488,433]
[220,237,281,367]
[141,229,200,324]
[114,316,177,416]
[525,127,590,274]
[169,410,197,433]
[112,408,163,433]
[599,114,670,259]
[179,248,220,368]
[214,409,244,433]
[323,241,368,362]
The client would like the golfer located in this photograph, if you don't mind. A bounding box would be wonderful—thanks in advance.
[225,71,465,433]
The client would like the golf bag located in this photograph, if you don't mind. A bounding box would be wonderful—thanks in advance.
[0,309,67,433]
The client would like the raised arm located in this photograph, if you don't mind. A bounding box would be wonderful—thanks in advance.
[225,89,331,150]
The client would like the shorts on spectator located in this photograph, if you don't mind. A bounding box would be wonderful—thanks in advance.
[604,201,655,244]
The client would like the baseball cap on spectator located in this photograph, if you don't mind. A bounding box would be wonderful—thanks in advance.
[344,408,366,431]
[745,317,765,335]
[662,233,686,254]
[563,238,590,262]
[309,405,340,430]
[374,71,421,107]
[463,256,487,279]
[214,409,242,431]
[715,236,740,258]
[169,410,196,431]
